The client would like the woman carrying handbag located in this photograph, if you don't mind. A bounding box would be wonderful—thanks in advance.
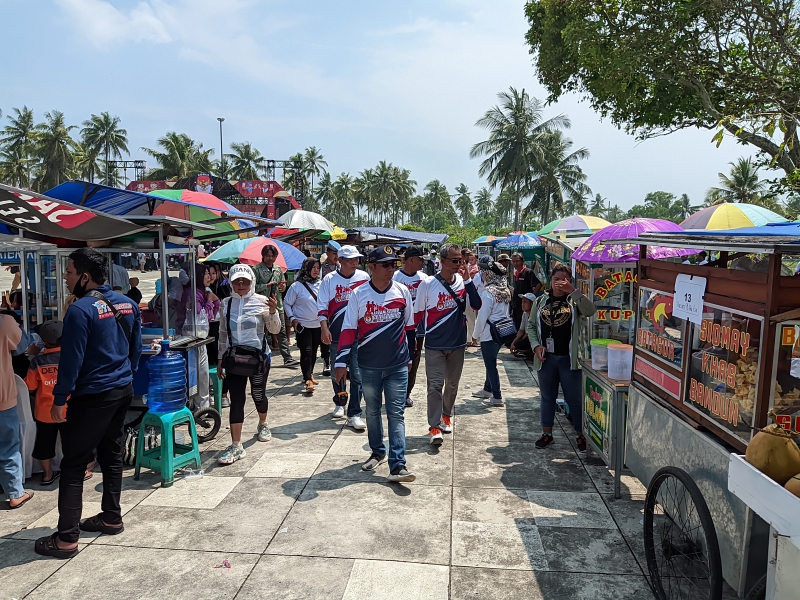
[284,258,323,394]
[216,264,282,466]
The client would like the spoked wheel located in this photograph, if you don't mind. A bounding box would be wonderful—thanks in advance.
[193,407,221,443]
[644,466,723,600]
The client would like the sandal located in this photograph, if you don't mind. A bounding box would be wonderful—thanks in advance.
[304,380,315,393]
[41,471,60,486]
[8,490,34,509]
[83,471,93,481]
[79,514,125,535]
[34,532,78,559]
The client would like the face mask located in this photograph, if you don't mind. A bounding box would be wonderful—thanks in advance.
[71,274,89,298]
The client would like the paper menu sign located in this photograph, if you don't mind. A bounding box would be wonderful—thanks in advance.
[673,274,706,324]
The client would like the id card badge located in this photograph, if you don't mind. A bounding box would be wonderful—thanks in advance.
[546,337,554,353]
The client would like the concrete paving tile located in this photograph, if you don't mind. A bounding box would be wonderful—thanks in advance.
[139,475,242,509]
[0,487,59,538]
[311,454,386,482]
[451,520,547,571]
[24,544,260,600]
[0,538,68,600]
[245,452,325,478]
[603,494,647,569]
[236,555,354,600]
[267,414,344,437]
[526,490,616,529]
[342,559,449,600]
[327,434,375,456]
[266,480,451,564]
[537,526,641,574]
[93,478,305,553]
[454,414,543,443]
[450,567,652,600]
[263,431,338,454]
[452,487,533,525]
[583,463,648,497]
[453,443,596,492]
[11,500,137,541]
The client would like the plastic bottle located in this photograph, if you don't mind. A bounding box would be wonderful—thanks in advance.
[146,339,187,413]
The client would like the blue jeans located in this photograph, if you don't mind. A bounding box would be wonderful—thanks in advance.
[538,354,583,434]
[331,343,363,417]
[0,406,25,500]
[360,365,408,472]
[480,341,503,399]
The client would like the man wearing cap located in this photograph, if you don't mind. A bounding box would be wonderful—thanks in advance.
[321,241,340,278]
[318,245,369,428]
[393,245,428,407]
[336,246,416,482]
[415,243,482,446]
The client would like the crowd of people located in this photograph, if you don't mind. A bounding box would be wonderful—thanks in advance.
[0,238,598,558]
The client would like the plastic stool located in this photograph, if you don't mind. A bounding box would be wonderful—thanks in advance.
[209,366,223,412]
[134,406,201,487]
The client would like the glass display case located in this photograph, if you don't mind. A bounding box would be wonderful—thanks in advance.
[577,262,637,352]
[770,322,800,433]
[634,287,685,370]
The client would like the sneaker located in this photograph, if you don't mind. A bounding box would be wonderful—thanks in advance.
[405,396,414,408]
[576,435,587,452]
[257,422,272,442]
[482,397,504,407]
[221,397,231,408]
[472,389,492,399]
[535,433,554,449]
[332,405,345,418]
[347,415,366,431]
[361,454,387,471]
[322,360,331,377]
[429,427,443,446]
[440,415,452,433]
[218,444,246,465]
[283,358,300,367]
[387,466,416,483]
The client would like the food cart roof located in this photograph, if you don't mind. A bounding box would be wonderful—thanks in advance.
[610,232,800,255]
[350,227,449,245]
[0,235,56,252]
[541,234,591,251]
[124,215,217,231]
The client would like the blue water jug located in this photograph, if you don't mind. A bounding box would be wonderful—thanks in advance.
[146,339,187,413]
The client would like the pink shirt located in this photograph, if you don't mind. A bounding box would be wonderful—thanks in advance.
[0,315,22,412]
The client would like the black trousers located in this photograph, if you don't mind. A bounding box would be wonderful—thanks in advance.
[296,326,321,381]
[407,336,424,397]
[320,342,330,364]
[57,384,132,544]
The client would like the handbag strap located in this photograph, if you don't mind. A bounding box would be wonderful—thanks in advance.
[225,297,268,356]
[87,290,132,343]
[435,273,466,313]
[300,281,317,302]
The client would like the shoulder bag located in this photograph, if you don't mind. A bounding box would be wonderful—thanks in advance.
[489,314,517,345]
[434,273,466,313]
[222,298,268,377]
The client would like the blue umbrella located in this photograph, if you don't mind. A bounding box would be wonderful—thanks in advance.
[497,233,542,250]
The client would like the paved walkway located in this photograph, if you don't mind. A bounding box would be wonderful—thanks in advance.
[1,344,653,600]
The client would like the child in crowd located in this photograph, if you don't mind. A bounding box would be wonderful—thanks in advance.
[126,277,143,305]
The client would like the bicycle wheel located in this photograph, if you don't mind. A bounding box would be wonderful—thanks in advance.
[194,407,221,443]
[643,466,723,600]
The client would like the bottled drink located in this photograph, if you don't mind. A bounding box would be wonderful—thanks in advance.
[147,339,187,413]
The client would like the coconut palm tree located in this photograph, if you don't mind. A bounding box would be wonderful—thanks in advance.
[453,183,473,226]
[474,187,493,220]
[80,112,128,184]
[353,168,376,225]
[495,190,515,229]
[0,106,38,187]
[72,141,102,182]
[329,173,355,224]
[0,148,31,187]
[674,193,695,221]
[303,146,327,205]
[141,132,214,180]
[470,87,570,230]
[705,157,768,205]
[424,180,451,231]
[226,142,264,180]
[563,189,589,216]
[589,194,607,217]
[35,110,76,190]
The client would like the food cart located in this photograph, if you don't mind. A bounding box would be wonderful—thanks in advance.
[540,233,590,283]
[611,230,800,598]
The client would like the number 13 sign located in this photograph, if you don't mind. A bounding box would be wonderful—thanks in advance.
[673,274,707,325]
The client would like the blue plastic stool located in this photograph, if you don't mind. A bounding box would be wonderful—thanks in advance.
[134,406,201,487]
[209,366,223,413]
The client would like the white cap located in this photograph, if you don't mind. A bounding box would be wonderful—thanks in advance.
[338,245,363,259]
[228,263,255,282]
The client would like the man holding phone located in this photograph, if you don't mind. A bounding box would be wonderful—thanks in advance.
[254,245,299,367]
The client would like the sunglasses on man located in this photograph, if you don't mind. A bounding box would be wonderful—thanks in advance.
[372,261,400,269]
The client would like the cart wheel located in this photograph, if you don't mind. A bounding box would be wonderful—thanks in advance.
[744,574,766,600]
[643,466,723,600]
[193,407,221,443]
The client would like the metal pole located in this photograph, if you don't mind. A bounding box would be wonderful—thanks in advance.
[159,225,170,339]
[33,250,42,325]
[217,117,225,179]
[19,251,28,333]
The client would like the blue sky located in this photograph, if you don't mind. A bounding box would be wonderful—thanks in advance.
[1,0,754,211]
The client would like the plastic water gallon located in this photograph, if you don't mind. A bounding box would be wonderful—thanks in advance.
[146,339,187,413]
[589,338,616,370]
[607,343,634,380]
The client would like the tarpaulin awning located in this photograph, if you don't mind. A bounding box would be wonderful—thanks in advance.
[0,184,149,241]
[351,227,449,244]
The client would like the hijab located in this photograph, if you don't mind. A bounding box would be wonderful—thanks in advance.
[297,257,321,283]
[482,268,512,304]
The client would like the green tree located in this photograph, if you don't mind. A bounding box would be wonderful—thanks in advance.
[470,87,570,230]
[607,204,625,223]
[705,157,768,205]
[563,190,589,217]
[0,106,38,187]
[454,183,473,226]
[423,180,452,231]
[353,168,376,225]
[141,132,215,180]
[329,173,356,225]
[474,187,493,220]
[303,146,327,206]
[0,147,31,187]
[225,142,264,180]
[589,194,607,217]
[626,192,680,222]
[675,194,695,221]
[35,110,76,190]
[80,112,128,183]
[524,0,800,191]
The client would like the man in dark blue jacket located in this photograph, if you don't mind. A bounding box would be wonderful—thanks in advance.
[35,248,141,559]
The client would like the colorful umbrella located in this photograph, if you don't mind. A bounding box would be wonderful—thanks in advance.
[317,226,348,241]
[150,189,256,239]
[472,235,500,244]
[278,209,334,231]
[539,215,611,236]
[571,218,696,263]
[204,237,306,271]
[497,233,542,250]
[680,203,788,230]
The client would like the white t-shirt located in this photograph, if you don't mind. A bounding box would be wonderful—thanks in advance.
[284,279,322,329]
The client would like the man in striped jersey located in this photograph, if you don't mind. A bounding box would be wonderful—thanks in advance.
[392,245,428,408]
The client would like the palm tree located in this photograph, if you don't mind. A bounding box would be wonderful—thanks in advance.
[524,131,591,224]
[35,110,76,190]
[607,204,625,222]
[705,157,768,205]
[454,183,473,226]
[226,142,264,180]
[424,180,451,230]
[589,194,607,217]
[353,168,376,225]
[674,193,694,221]
[0,148,31,187]
[303,146,328,205]
[470,87,570,230]
[329,173,355,224]
[0,106,38,187]
[81,112,128,184]
[141,132,214,180]
[72,141,102,182]
[474,187,493,221]
[495,190,515,229]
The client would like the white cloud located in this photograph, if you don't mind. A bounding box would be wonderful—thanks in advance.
[55,0,172,45]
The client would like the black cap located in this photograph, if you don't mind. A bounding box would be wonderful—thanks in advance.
[368,245,399,263]
[404,245,424,259]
